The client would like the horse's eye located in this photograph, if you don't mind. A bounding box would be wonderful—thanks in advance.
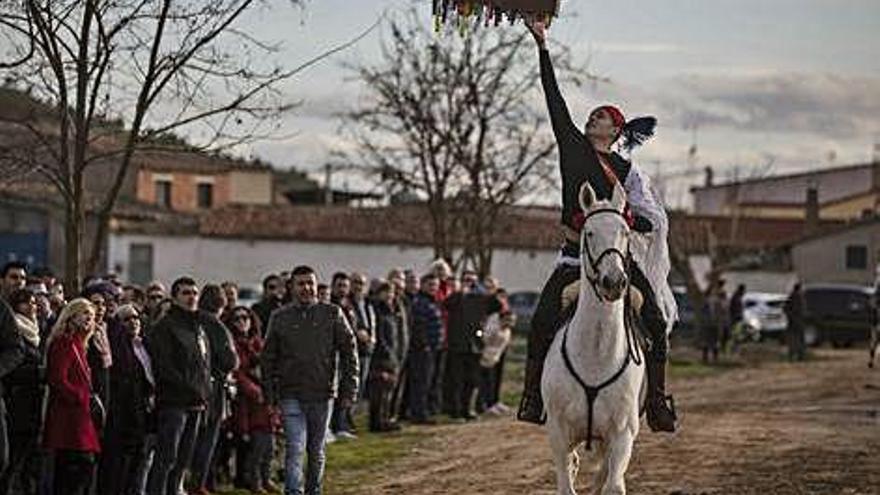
[586,231,594,238]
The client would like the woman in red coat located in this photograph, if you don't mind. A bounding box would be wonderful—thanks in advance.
[43,298,101,495]
[225,306,279,493]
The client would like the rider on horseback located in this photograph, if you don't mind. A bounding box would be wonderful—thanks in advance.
[517,20,678,433]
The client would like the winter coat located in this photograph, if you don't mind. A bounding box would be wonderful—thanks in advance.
[43,333,100,453]
[232,332,276,434]
[261,302,358,404]
[444,292,503,355]
[147,305,212,410]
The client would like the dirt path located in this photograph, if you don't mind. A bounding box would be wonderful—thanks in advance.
[355,348,880,494]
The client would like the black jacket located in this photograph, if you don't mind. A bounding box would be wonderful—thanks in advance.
[350,296,376,355]
[107,328,155,443]
[252,298,284,336]
[147,305,212,410]
[539,48,631,231]
[0,299,25,398]
[199,311,239,380]
[2,335,44,437]
[262,302,358,404]
[444,292,503,354]
[371,300,401,374]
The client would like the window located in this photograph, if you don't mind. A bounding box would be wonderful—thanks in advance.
[155,180,172,208]
[129,244,154,285]
[845,245,868,270]
[197,183,213,209]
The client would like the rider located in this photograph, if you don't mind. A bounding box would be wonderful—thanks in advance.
[516,20,678,433]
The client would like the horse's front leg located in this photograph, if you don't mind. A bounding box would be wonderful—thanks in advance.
[548,420,579,495]
[600,427,635,495]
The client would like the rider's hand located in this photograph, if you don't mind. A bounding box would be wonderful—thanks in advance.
[525,19,547,48]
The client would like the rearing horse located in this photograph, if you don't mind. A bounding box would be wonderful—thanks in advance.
[542,180,646,495]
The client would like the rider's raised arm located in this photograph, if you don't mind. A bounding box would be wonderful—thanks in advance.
[539,48,580,146]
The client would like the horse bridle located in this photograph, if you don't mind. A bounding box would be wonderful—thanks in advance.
[580,207,631,301]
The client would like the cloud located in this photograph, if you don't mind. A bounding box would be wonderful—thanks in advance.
[657,72,880,137]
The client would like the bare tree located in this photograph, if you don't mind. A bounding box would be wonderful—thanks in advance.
[344,10,581,274]
[0,0,369,291]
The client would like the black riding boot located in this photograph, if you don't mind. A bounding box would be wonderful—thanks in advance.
[630,262,677,432]
[517,265,579,425]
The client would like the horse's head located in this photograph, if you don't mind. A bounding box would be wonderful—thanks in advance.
[578,181,630,302]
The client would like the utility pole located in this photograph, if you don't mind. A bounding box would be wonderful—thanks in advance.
[324,163,333,205]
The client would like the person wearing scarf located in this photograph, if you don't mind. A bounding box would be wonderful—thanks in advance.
[516,20,679,433]
[0,289,45,494]
[98,304,156,495]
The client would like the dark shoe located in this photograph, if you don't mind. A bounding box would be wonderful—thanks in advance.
[646,357,677,432]
[462,412,478,421]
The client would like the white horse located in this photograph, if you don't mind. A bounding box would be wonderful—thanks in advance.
[542,181,646,495]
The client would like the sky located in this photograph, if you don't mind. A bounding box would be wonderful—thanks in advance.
[220,0,880,209]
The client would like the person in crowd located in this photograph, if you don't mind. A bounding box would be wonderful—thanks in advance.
[329,272,358,440]
[43,299,100,495]
[443,278,503,421]
[428,259,453,417]
[385,270,410,422]
[221,281,239,319]
[262,265,358,495]
[122,285,148,313]
[784,283,807,362]
[0,289,44,494]
[26,282,53,340]
[145,277,212,495]
[226,306,279,494]
[369,282,402,432]
[704,279,727,364]
[479,310,514,416]
[349,273,376,402]
[252,275,285,334]
[99,304,156,495]
[316,284,331,305]
[727,284,746,352]
[189,285,239,495]
[82,282,115,425]
[406,274,444,424]
[1,263,27,300]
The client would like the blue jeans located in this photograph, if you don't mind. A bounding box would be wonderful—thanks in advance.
[280,399,332,495]
[146,408,202,495]
[190,385,225,488]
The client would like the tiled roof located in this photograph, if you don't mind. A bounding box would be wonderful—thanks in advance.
[111,203,844,253]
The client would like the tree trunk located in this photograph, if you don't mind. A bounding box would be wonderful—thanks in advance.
[64,200,83,295]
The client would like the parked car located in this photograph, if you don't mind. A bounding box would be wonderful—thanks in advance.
[742,292,788,341]
[802,284,874,347]
[507,290,539,333]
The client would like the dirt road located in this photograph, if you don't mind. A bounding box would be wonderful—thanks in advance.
[356,348,880,494]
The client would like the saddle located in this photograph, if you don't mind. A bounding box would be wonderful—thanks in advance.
[560,280,644,313]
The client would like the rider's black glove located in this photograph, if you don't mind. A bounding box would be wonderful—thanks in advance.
[633,215,653,233]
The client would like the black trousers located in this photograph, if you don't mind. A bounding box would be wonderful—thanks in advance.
[445,352,480,418]
[53,450,95,495]
[368,374,396,431]
[405,348,435,420]
[529,262,668,365]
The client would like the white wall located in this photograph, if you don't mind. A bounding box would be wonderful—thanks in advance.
[108,234,559,292]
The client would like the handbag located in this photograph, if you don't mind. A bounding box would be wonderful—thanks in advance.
[89,393,106,430]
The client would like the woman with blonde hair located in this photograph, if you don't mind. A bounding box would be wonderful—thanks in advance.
[43,298,102,495]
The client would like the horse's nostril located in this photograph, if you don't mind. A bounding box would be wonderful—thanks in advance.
[601,275,614,290]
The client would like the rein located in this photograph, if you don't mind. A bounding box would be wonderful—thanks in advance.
[560,206,644,450]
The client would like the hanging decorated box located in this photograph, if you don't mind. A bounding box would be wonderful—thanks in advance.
[432,0,560,30]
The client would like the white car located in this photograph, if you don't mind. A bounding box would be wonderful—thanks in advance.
[742,292,789,340]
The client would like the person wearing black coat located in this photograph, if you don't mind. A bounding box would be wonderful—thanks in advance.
[369,282,402,432]
[0,289,43,495]
[189,285,239,494]
[98,305,156,495]
[443,287,503,421]
[0,292,25,476]
[145,278,212,495]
